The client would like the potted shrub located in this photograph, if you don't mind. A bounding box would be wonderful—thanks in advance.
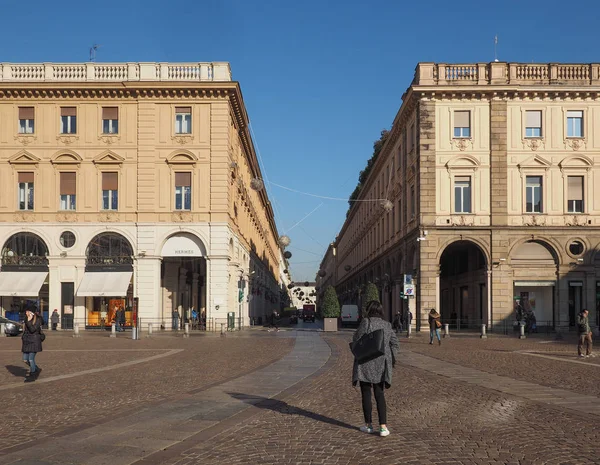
[361,282,380,317]
[322,285,340,332]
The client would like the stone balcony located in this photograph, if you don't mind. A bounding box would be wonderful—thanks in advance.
[0,62,231,82]
[415,62,600,86]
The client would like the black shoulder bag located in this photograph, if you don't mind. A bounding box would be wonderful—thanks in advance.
[349,318,385,364]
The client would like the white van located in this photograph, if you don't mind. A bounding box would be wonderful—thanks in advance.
[340,304,360,326]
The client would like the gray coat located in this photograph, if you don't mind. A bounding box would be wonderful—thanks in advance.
[352,317,399,388]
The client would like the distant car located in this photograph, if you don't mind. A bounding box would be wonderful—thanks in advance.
[1,316,23,337]
[303,310,315,323]
[340,305,360,327]
[289,312,298,324]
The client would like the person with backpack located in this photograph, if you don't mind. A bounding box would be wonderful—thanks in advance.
[428,308,442,345]
[577,309,592,358]
[352,301,399,437]
[22,308,44,382]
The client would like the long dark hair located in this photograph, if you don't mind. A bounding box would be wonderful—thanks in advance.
[365,300,384,318]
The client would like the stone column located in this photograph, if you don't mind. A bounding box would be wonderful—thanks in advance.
[556,266,571,332]
[490,100,508,227]
[487,269,492,328]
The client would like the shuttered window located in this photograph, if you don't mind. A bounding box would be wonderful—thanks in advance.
[454,176,471,213]
[525,111,542,138]
[102,107,119,134]
[567,110,583,138]
[60,172,76,210]
[102,172,118,210]
[18,107,35,134]
[60,107,77,134]
[567,176,583,213]
[453,111,471,138]
[18,172,34,210]
[175,172,191,210]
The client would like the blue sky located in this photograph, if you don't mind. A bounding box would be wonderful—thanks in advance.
[2,0,599,280]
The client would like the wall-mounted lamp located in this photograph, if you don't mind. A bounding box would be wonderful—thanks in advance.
[577,258,584,263]
[416,236,426,242]
[492,261,500,267]
[138,250,147,257]
[60,251,67,258]
[215,304,220,311]
[499,258,506,262]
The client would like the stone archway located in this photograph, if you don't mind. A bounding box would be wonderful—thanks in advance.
[439,240,488,329]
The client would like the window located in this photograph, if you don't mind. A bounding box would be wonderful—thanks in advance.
[18,107,35,134]
[174,172,191,210]
[453,111,471,138]
[567,176,583,213]
[60,172,76,210]
[409,123,415,150]
[569,241,584,256]
[567,110,583,138]
[60,231,76,248]
[60,107,77,134]
[525,176,542,213]
[102,107,119,134]
[525,111,542,138]
[102,172,118,210]
[175,107,191,134]
[410,185,415,219]
[454,176,471,213]
[18,172,34,210]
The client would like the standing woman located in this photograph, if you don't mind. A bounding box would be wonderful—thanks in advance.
[22,308,43,382]
[352,301,399,437]
[428,308,442,345]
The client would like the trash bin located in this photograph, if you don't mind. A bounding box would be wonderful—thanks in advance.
[227,312,235,330]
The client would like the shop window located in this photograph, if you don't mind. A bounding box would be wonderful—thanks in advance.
[102,172,118,210]
[18,107,35,134]
[18,172,34,210]
[567,176,583,213]
[174,172,191,210]
[60,172,76,210]
[525,176,542,213]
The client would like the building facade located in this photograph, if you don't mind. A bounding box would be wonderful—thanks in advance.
[0,62,282,330]
[326,62,600,332]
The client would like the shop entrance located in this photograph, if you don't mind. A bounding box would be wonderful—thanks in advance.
[439,240,487,329]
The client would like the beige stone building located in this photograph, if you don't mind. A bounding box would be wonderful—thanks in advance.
[325,62,600,333]
[0,62,282,331]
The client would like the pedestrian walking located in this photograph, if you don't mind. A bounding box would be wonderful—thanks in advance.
[172,308,180,330]
[268,310,279,332]
[22,308,44,383]
[428,308,442,345]
[352,301,399,437]
[50,309,59,331]
[392,311,402,333]
[577,309,593,358]
[118,306,126,331]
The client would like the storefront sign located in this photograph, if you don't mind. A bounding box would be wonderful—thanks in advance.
[161,234,205,257]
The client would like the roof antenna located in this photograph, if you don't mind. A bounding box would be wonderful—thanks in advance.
[89,44,101,62]
[494,35,499,62]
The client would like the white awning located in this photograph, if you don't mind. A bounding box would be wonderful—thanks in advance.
[0,272,48,297]
[76,272,132,297]
[514,281,555,287]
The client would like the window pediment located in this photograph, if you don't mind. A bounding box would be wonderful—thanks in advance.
[445,155,480,172]
[559,154,593,170]
[518,155,551,171]
[51,150,82,165]
[9,150,40,165]
[166,150,198,165]
[94,150,125,165]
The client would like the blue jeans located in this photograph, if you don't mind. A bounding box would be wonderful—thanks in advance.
[430,328,441,343]
[172,318,179,330]
[23,352,37,373]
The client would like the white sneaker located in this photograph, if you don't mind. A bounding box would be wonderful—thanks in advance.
[359,425,374,434]
[579,354,586,358]
[380,427,390,437]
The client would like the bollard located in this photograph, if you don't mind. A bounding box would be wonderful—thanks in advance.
[406,323,411,339]
[183,322,190,338]
[110,323,116,338]
[220,322,226,337]
[147,323,153,338]
[0,323,5,337]
[132,327,138,340]
[444,323,450,338]
[73,323,81,338]
[519,323,526,339]
[480,324,487,339]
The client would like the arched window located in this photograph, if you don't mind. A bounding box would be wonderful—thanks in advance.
[86,233,133,270]
[1,233,49,269]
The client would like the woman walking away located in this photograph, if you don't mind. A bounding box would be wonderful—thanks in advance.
[22,308,43,382]
[428,308,442,345]
[352,301,399,437]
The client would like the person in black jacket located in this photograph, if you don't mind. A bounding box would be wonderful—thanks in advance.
[21,308,43,382]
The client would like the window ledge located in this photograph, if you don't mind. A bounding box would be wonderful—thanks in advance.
[98,134,121,145]
[172,134,194,145]
[522,138,545,151]
[57,135,79,145]
[450,138,472,151]
[14,134,37,146]
[564,138,586,151]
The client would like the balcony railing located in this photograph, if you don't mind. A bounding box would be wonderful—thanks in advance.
[0,62,231,82]
[415,62,600,86]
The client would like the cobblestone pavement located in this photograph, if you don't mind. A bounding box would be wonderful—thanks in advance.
[0,331,294,452]
[165,334,600,465]
[405,332,600,397]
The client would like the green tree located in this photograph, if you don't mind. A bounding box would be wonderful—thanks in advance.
[361,282,380,315]
[322,285,341,318]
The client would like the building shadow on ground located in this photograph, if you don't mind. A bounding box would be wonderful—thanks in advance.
[5,365,28,378]
[227,392,356,431]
